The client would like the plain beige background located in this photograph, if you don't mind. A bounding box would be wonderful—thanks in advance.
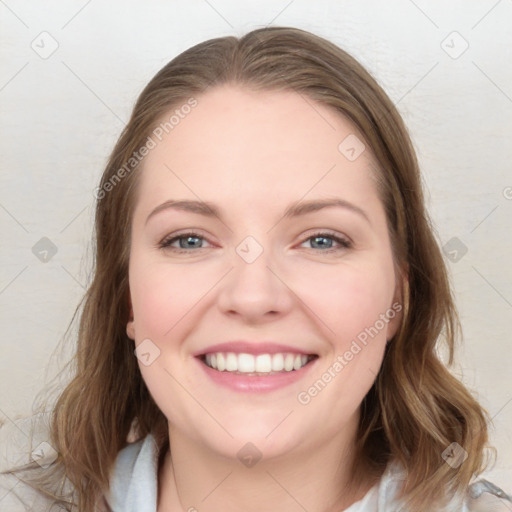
[0,0,511,491]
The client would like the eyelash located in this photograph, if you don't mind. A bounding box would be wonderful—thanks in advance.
[159,230,352,254]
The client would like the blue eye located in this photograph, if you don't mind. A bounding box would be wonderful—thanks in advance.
[160,232,209,252]
[159,231,352,254]
[300,232,352,252]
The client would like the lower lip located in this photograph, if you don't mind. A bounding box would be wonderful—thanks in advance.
[196,357,317,392]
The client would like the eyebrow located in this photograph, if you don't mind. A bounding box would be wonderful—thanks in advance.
[145,198,370,226]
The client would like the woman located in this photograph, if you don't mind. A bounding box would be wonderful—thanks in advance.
[1,26,510,512]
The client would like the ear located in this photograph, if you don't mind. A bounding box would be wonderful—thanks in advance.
[386,264,409,342]
[126,287,136,340]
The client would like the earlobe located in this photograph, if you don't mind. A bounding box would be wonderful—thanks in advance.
[126,288,135,340]
[126,316,135,340]
[126,320,135,340]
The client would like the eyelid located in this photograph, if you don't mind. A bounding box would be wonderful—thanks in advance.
[300,228,352,244]
[298,230,353,251]
[159,229,213,249]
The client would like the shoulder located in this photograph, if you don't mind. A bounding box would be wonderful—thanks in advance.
[0,412,57,511]
[0,412,55,470]
[466,478,512,512]
[0,413,115,512]
[104,433,159,511]
[379,461,512,512]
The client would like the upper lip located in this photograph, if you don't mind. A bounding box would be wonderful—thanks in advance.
[193,341,317,357]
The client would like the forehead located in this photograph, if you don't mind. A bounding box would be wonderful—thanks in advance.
[136,85,381,215]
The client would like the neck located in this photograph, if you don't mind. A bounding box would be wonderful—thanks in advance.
[157,416,381,512]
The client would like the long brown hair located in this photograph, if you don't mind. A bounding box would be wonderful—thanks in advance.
[4,26,491,511]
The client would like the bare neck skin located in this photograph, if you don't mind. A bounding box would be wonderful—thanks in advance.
[157,411,380,512]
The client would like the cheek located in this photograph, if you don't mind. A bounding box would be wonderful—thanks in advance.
[291,257,396,347]
[129,257,217,339]
[295,263,394,419]
[128,257,206,420]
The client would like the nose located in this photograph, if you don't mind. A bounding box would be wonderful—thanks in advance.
[215,238,294,324]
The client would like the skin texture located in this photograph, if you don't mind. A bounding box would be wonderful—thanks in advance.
[126,85,403,512]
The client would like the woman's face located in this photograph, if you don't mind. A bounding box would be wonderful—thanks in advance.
[127,84,402,460]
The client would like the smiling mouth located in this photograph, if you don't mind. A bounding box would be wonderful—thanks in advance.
[199,352,318,376]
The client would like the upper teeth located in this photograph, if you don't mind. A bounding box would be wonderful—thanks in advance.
[204,352,310,373]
